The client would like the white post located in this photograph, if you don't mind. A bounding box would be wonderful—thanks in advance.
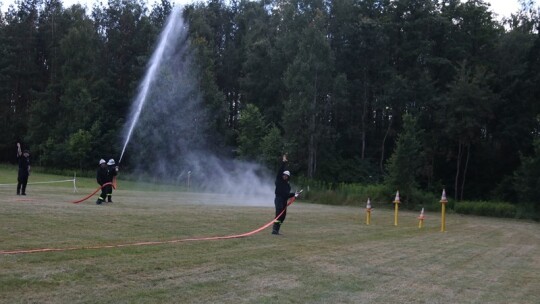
[73,172,78,193]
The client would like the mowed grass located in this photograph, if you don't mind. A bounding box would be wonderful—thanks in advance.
[1,168,539,303]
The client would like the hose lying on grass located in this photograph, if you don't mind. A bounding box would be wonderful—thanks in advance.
[70,181,115,204]
[0,197,297,255]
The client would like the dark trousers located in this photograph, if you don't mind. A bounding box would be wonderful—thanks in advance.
[274,196,288,224]
[105,184,113,202]
[17,174,28,194]
[98,184,107,203]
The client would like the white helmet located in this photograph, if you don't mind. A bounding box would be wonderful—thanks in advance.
[283,170,291,176]
[107,159,115,165]
[99,159,106,165]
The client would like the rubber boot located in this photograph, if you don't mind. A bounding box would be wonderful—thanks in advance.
[272,223,281,235]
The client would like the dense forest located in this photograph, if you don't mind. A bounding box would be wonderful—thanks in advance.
[1,0,539,207]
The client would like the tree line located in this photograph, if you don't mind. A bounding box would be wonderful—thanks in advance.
[1,0,539,207]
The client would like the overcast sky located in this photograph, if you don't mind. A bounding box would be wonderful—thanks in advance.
[486,0,522,19]
[0,0,525,19]
[0,0,195,12]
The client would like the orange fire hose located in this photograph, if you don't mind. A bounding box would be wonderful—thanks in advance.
[70,182,115,204]
[0,197,297,255]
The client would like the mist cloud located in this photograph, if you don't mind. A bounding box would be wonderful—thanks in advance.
[120,7,275,206]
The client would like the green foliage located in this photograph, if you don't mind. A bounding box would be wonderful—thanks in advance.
[408,188,439,212]
[318,157,381,184]
[295,177,389,207]
[491,175,517,203]
[333,183,391,206]
[236,104,287,168]
[259,125,283,168]
[454,201,517,218]
[282,3,335,178]
[67,129,93,170]
[293,174,445,213]
[39,137,65,168]
[237,104,266,160]
[515,202,540,221]
[294,177,442,213]
[384,113,424,206]
[513,139,540,215]
[0,0,539,218]
[31,166,95,179]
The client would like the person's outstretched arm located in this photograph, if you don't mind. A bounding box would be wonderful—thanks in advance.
[276,154,288,181]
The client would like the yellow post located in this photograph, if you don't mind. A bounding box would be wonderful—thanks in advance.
[440,189,448,232]
[366,198,372,225]
[393,191,400,226]
[418,208,425,228]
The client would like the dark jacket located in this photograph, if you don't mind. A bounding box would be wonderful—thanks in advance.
[96,166,108,185]
[107,165,118,182]
[18,155,30,177]
[275,161,294,199]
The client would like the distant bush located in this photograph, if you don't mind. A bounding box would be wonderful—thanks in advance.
[296,178,528,219]
[454,201,517,218]
[295,178,389,207]
[408,189,439,211]
[515,203,540,221]
[32,166,94,178]
[294,178,447,210]
[335,183,390,204]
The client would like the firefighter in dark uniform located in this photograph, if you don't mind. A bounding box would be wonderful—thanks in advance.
[96,159,108,205]
[272,154,296,235]
[106,159,118,203]
[16,142,31,195]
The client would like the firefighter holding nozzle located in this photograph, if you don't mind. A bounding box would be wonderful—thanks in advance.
[96,159,108,205]
[272,154,301,235]
[106,159,118,203]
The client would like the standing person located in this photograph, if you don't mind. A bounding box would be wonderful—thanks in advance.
[16,143,31,195]
[106,159,118,203]
[96,159,108,205]
[272,154,296,235]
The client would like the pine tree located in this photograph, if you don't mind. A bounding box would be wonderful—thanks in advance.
[384,113,424,205]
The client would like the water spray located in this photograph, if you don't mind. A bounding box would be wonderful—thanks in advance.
[114,5,275,204]
[118,7,183,164]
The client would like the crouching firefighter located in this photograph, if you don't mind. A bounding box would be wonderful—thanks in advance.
[96,159,108,205]
[272,154,296,235]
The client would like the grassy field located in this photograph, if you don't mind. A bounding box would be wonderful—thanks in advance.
[1,167,539,303]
